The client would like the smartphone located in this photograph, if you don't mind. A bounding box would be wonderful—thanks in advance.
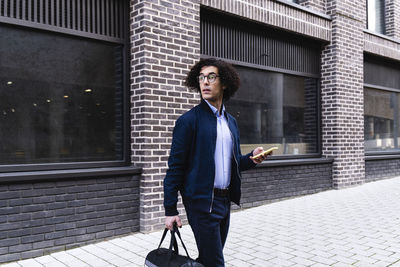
[252,147,278,159]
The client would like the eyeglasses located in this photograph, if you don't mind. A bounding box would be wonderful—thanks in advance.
[198,73,220,83]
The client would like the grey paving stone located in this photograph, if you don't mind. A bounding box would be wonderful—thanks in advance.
[372,260,396,267]
[248,258,272,267]
[288,256,315,266]
[332,262,355,267]
[62,260,89,267]
[226,258,252,267]
[290,250,315,259]
[351,254,379,264]
[0,263,21,267]
[43,262,66,267]
[267,257,296,267]
[230,252,254,261]
[310,255,337,266]
[330,255,358,265]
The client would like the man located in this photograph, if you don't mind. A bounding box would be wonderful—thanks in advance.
[164,58,271,267]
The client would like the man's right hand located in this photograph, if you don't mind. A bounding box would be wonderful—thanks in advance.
[165,215,182,230]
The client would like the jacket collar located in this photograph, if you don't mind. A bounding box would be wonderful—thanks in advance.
[200,99,227,118]
[200,98,215,115]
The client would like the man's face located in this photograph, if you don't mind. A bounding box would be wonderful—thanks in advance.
[199,66,225,104]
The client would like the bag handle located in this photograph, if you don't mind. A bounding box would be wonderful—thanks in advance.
[169,225,193,267]
[158,227,179,254]
[157,228,168,249]
[163,225,194,267]
[172,225,191,260]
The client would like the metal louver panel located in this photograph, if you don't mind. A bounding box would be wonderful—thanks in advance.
[364,54,400,91]
[0,0,125,43]
[201,10,322,77]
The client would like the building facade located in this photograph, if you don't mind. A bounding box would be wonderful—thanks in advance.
[1,0,400,263]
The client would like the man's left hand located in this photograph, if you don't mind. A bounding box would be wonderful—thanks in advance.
[250,147,272,164]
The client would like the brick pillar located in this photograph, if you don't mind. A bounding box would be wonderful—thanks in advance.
[130,0,200,232]
[321,0,365,188]
[385,0,400,39]
[298,0,325,14]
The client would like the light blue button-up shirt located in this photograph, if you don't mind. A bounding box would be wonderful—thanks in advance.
[204,100,233,189]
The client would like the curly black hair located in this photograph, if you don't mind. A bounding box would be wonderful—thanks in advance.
[184,58,240,101]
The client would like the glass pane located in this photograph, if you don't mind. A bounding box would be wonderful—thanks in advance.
[367,0,385,34]
[0,25,123,165]
[364,88,398,151]
[225,66,318,156]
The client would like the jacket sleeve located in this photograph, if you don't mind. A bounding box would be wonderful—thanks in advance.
[163,115,193,216]
[239,151,256,171]
[232,118,256,172]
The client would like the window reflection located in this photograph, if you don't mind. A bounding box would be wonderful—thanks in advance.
[367,0,385,34]
[0,25,123,164]
[364,88,398,151]
[225,66,318,156]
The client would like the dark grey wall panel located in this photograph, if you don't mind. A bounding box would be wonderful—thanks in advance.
[366,158,400,182]
[237,162,332,209]
[0,174,140,263]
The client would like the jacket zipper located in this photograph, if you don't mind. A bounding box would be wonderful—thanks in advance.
[210,190,214,213]
[225,114,241,180]
[228,117,242,209]
[229,130,242,181]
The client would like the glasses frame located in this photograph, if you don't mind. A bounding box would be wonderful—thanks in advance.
[198,73,220,83]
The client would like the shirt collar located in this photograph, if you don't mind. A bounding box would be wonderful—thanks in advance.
[204,99,225,117]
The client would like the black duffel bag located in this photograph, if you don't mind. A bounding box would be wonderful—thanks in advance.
[145,225,204,267]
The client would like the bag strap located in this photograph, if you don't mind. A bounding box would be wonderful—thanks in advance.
[166,228,178,267]
[172,225,194,267]
[158,227,179,253]
[173,226,191,260]
[157,228,168,249]
[162,225,194,267]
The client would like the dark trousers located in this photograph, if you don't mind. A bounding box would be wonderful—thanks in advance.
[185,195,231,267]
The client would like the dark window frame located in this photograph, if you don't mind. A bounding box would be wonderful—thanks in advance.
[202,56,322,160]
[364,54,400,156]
[200,8,323,160]
[364,84,400,156]
[0,1,131,173]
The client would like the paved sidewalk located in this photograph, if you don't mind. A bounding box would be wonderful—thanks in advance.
[2,176,400,267]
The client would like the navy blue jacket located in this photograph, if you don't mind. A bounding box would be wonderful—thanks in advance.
[164,100,256,216]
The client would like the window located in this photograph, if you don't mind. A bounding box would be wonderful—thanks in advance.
[364,88,400,151]
[367,0,386,34]
[0,25,124,166]
[225,65,319,156]
[364,55,400,153]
